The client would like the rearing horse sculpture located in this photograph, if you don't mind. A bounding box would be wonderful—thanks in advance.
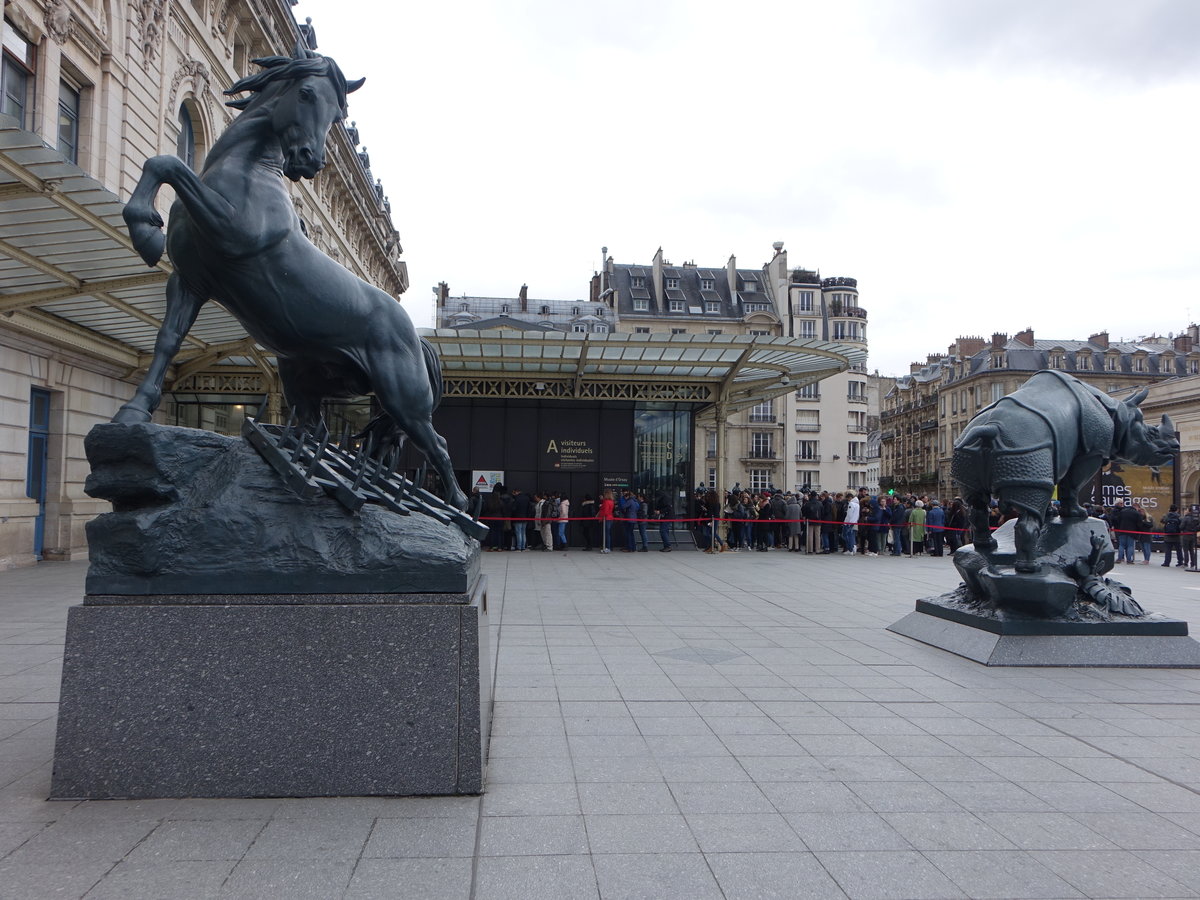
[119,42,468,510]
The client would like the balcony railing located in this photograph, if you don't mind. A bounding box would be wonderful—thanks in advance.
[795,392,821,401]
[847,425,868,434]
[839,306,868,320]
[847,394,868,404]
[795,424,821,432]
[745,451,777,460]
[748,414,777,423]
[794,454,821,463]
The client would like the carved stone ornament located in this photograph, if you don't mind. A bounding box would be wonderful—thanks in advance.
[132,0,167,61]
[166,59,213,118]
[45,0,74,44]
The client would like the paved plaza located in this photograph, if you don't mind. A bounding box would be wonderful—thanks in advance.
[3,553,1200,898]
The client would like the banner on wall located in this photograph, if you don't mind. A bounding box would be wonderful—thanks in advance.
[471,470,505,492]
[1089,461,1174,514]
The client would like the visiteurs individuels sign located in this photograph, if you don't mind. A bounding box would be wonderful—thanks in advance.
[543,438,597,471]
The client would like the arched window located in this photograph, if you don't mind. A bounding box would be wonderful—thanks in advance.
[176,103,196,170]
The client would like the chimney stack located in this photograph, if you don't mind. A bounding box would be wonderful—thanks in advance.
[519,284,528,312]
[1089,331,1109,349]
[1014,327,1034,347]
[437,282,449,307]
[953,335,986,357]
[1175,333,1194,353]
[991,332,1008,350]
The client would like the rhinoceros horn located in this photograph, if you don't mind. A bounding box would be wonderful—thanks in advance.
[1161,413,1176,440]
[1125,387,1150,407]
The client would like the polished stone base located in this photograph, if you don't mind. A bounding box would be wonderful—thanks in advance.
[50,578,491,799]
[889,603,1200,667]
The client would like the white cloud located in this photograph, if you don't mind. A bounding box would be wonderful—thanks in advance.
[293,0,1200,374]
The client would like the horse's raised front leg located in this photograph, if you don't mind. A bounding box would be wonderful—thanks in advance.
[113,274,205,423]
[123,155,238,267]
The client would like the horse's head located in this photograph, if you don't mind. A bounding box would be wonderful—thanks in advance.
[225,40,364,182]
[1114,387,1179,466]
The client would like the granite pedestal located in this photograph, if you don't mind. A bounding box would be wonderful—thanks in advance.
[51,422,492,799]
[51,578,490,798]
[889,598,1200,667]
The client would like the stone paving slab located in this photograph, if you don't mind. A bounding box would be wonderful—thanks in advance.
[3,553,1200,897]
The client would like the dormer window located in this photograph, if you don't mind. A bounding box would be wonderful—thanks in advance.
[1077,353,1091,370]
[596,308,604,317]
[1106,354,1119,371]
[1134,356,1146,372]
[633,297,649,311]
[991,353,1006,369]
[459,303,470,311]
[500,304,510,314]
[669,299,684,312]
[705,301,720,314]
[701,278,714,291]
[540,305,550,315]
[632,276,645,288]
[571,306,579,315]
[665,277,679,289]
[1191,358,1200,375]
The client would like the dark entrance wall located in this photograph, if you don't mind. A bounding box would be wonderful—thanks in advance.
[427,399,636,504]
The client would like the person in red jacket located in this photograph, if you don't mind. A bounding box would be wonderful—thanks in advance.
[597,490,615,554]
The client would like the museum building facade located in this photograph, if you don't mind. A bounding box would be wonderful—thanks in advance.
[0,0,403,568]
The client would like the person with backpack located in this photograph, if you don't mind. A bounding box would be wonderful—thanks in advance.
[579,494,598,551]
[536,493,554,552]
[1161,505,1184,567]
[555,492,570,550]
[1181,505,1200,571]
[511,487,533,552]
[1137,508,1156,565]
[655,492,674,552]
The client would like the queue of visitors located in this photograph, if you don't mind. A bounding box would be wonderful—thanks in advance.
[469,483,1200,568]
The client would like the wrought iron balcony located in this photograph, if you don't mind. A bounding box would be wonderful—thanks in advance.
[794,454,821,463]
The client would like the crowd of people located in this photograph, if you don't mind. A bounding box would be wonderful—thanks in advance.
[470,483,1200,568]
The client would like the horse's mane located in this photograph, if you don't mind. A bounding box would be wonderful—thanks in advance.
[224,50,361,116]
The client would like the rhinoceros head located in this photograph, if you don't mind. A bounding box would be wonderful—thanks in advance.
[1115,387,1179,465]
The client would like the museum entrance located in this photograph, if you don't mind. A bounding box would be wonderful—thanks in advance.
[416,398,697,543]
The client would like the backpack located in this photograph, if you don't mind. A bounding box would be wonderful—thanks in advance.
[1164,514,1181,534]
[550,497,563,519]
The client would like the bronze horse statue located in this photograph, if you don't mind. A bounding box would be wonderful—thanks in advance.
[119,42,468,510]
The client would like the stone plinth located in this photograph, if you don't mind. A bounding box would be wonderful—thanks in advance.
[51,578,491,799]
[83,422,479,595]
[888,598,1200,668]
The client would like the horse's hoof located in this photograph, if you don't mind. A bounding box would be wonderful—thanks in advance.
[112,406,152,424]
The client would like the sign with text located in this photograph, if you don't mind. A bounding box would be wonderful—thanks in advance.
[542,437,598,472]
[601,472,631,495]
[1090,461,1174,514]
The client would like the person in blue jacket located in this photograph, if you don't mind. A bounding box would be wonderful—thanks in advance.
[926,500,946,557]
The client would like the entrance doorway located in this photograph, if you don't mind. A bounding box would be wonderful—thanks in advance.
[26,388,51,560]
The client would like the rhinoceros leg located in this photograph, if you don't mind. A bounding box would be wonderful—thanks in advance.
[1059,453,1104,519]
[1014,511,1043,573]
[965,490,997,552]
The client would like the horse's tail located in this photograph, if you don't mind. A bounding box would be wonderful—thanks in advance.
[421,337,444,410]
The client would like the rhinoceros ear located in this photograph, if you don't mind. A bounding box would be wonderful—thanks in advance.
[1125,387,1149,407]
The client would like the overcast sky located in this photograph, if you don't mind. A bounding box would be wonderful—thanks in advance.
[293,0,1200,377]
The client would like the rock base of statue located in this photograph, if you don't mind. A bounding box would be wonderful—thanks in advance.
[888,516,1200,667]
[50,423,491,799]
